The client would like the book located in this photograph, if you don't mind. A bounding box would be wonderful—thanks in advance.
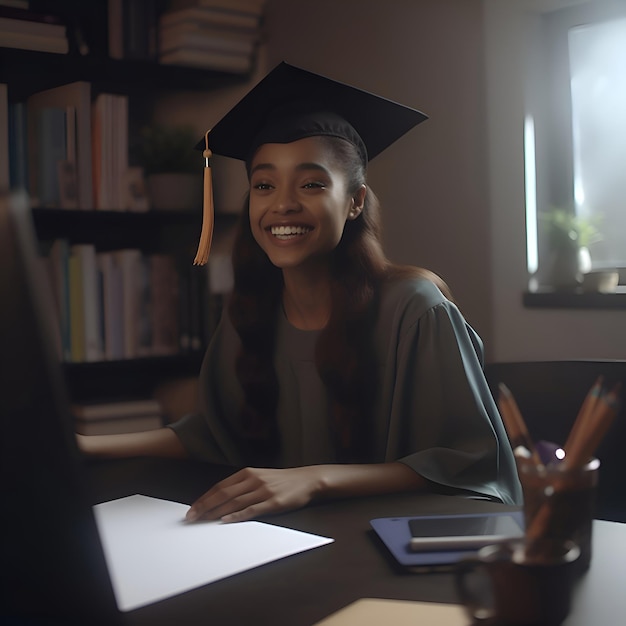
[48,238,71,361]
[107,0,123,59]
[74,414,163,435]
[0,29,69,53]
[58,104,78,209]
[0,83,8,191]
[158,24,258,56]
[33,106,66,207]
[123,0,158,60]
[160,46,252,73]
[0,5,64,25]
[0,14,66,37]
[113,248,142,359]
[149,254,180,356]
[37,253,63,359]
[68,250,85,362]
[26,82,92,210]
[71,398,163,420]
[96,251,125,361]
[8,100,28,191]
[136,254,153,357]
[71,243,103,362]
[160,7,260,32]
[169,0,266,16]
[0,1,30,9]
[91,93,128,210]
[177,264,190,351]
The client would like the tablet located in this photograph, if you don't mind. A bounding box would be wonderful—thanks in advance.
[408,513,523,551]
[370,511,524,571]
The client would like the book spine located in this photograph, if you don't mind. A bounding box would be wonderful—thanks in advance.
[48,239,72,361]
[68,250,85,362]
[0,15,67,37]
[114,248,142,359]
[159,8,259,32]
[8,101,28,191]
[136,254,153,357]
[25,81,92,210]
[0,30,69,53]
[97,251,125,361]
[36,107,66,207]
[0,83,8,191]
[150,254,180,356]
[72,243,103,362]
[123,0,158,60]
[159,47,252,73]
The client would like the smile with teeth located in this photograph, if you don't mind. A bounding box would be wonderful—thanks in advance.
[270,225,312,239]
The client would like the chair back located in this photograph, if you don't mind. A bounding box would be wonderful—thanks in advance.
[484,360,626,523]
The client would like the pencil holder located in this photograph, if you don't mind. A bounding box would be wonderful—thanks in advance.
[517,456,599,576]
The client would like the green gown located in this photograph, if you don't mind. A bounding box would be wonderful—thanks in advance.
[169,275,522,505]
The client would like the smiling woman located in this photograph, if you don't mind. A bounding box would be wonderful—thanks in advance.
[78,62,522,522]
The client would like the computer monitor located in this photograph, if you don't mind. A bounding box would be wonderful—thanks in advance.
[1,191,123,625]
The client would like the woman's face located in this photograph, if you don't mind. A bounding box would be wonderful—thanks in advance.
[248,136,363,273]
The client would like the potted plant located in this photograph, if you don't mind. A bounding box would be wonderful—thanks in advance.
[139,124,201,211]
[539,207,602,289]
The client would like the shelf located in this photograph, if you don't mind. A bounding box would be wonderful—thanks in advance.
[32,207,200,252]
[523,287,626,310]
[0,47,247,100]
[31,207,238,252]
[63,352,205,402]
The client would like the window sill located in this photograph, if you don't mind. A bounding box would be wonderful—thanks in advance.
[523,287,626,310]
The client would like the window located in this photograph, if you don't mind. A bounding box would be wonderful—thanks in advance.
[526,2,626,280]
[568,16,626,268]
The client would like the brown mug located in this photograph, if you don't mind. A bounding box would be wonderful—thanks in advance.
[455,540,580,626]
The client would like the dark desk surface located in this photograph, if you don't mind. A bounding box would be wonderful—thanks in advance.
[87,458,626,626]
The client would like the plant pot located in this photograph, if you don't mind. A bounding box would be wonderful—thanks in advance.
[146,173,202,211]
[544,245,591,290]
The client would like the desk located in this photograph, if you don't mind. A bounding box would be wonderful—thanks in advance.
[87,458,626,626]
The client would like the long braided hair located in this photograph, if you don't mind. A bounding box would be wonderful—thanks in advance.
[227,137,448,463]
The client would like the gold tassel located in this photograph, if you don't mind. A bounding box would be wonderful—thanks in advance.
[193,130,214,266]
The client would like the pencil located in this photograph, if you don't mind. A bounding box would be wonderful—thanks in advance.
[498,383,543,467]
[563,382,622,470]
[563,376,603,458]
[526,383,621,547]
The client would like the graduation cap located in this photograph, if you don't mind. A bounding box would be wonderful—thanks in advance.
[193,61,427,265]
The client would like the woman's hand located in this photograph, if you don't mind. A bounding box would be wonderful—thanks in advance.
[185,462,426,523]
[185,466,325,523]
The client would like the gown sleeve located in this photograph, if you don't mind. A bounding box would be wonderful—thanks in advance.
[167,314,244,467]
[384,295,522,505]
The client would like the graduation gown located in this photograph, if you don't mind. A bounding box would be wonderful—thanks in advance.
[169,275,522,505]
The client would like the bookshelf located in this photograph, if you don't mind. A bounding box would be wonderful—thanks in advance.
[0,47,244,101]
[1,0,252,421]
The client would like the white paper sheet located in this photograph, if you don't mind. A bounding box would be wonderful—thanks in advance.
[93,494,334,611]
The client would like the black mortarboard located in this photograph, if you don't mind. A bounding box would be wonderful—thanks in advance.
[193,61,427,265]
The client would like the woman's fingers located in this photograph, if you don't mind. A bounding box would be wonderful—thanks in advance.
[186,470,259,521]
[185,466,321,523]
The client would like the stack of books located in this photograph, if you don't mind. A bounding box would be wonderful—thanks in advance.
[158,0,266,73]
[0,5,69,54]
[91,92,129,211]
[72,398,164,435]
[42,242,215,364]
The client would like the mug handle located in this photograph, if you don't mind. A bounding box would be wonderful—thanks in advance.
[454,558,496,623]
